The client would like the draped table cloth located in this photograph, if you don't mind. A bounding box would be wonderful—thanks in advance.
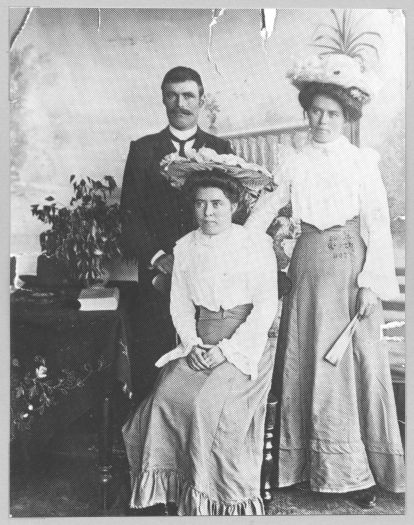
[10,283,134,457]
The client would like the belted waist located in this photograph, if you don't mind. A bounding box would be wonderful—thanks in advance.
[196,303,253,321]
[301,215,360,234]
[196,303,278,340]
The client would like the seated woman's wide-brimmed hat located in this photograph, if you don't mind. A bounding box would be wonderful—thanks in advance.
[287,54,382,105]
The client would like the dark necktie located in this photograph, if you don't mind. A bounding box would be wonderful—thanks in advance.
[169,131,197,158]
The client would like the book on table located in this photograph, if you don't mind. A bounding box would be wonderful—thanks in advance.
[78,286,120,311]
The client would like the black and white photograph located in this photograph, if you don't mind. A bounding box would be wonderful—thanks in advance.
[7,4,407,518]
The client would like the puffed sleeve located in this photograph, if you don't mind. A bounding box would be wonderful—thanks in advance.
[358,148,400,300]
[170,238,204,353]
[245,156,293,232]
[218,233,279,379]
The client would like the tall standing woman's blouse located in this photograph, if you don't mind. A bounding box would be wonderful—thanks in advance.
[155,224,279,379]
[246,135,399,300]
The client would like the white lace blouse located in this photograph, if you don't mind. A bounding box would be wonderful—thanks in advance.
[154,224,279,379]
[246,135,399,300]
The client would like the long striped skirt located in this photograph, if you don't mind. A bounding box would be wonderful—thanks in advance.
[275,217,405,493]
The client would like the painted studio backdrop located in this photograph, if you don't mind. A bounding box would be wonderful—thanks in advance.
[10,8,405,267]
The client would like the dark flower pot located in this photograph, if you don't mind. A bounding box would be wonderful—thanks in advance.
[36,255,72,288]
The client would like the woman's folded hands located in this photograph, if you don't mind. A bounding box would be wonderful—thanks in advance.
[186,344,226,371]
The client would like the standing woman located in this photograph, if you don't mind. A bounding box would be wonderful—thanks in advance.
[122,169,279,515]
[246,54,405,507]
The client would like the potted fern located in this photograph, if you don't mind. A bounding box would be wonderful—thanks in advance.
[312,9,382,63]
[31,175,122,288]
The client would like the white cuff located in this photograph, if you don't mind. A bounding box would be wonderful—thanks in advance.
[182,336,204,354]
[218,339,256,379]
[150,250,166,267]
[357,270,400,301]
[155,337,203,368]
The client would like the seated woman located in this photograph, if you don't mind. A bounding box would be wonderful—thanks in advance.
[122,169,279,516]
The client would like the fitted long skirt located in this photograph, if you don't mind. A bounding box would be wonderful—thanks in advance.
[122,304,277,515]
[275,217,405,493]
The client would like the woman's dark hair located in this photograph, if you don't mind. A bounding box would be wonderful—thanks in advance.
[161,66,204,97]
[183,169,243,205]
[298,82,364,122]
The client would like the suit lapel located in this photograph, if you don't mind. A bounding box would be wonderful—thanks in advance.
[193,127,210,151]
[154,126,176,162]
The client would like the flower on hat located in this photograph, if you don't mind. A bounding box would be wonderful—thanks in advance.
[348,87,370,104]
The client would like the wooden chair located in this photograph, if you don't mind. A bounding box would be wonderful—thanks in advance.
[261,392,278,503]
[260,321,282,505]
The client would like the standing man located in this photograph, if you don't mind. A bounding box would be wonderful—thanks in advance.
[120,66,233,400]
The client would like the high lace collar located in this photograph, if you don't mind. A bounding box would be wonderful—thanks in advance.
[310,134,351,154]
[194,223,240,247]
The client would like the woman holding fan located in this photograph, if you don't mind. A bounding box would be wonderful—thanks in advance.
[246,54,405,507]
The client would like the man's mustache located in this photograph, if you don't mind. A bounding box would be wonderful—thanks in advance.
[169,109,193,116]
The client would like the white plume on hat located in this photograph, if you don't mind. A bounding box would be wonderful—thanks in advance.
[287,54,382,101]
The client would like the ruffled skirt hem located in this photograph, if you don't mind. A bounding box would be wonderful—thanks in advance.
[129,468,265,516]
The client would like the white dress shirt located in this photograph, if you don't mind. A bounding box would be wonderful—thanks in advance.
[155,224,279,379]
[246,135,399,300]
[168,124,198,152]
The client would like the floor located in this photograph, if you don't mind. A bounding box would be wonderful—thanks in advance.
[10,409,405,518]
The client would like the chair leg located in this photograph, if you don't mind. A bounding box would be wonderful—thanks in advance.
[261,393,278,504]
[98,396,114,512]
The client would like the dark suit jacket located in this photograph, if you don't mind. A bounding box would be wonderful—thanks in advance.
[120,126,233,282]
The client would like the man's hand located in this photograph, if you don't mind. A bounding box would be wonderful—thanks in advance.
[203,346,226,369]
[356,287,378,319]
[153,253,174,275]
[186,345,210,371]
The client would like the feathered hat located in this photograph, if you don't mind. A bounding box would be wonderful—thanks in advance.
[287,54,382,120]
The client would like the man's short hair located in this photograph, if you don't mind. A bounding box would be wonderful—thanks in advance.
[161,66,204,97]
